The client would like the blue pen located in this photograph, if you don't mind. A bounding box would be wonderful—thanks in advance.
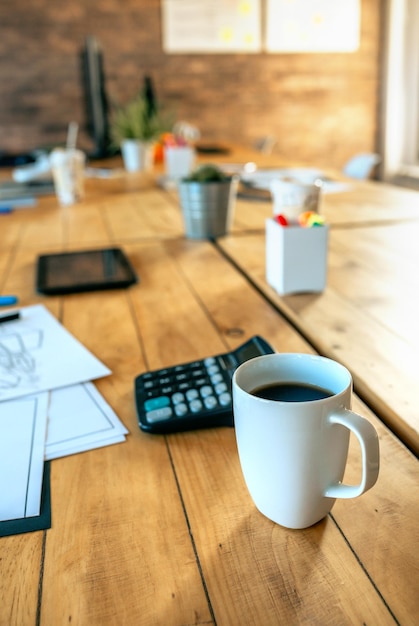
[0,295,19,306]
[0,207,13,214]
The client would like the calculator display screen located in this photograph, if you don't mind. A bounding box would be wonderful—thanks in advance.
[236,342,263,364]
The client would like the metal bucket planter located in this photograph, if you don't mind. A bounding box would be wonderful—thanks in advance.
[178,176,238,239]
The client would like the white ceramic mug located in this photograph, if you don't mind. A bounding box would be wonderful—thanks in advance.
[232,353,379,529]
[270,179,321,222]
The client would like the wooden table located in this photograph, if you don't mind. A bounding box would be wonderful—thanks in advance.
[0,165,418,625]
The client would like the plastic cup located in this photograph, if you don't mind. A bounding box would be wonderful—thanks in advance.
[270,179,321,222]
[49,148,86,206]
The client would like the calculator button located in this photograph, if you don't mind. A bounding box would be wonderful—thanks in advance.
[195,377,207,386]
[204,395,218,409]
[161,386,174,394]
[143,380,155,389]
[144,390,159,399]
[144,396,170,412]
[215,382,228,395]
[190,399,203,413]
[204,357,216,367]
[210,373,223,384]
[207,365,220,376]
[172,392,185,404]
[175,373,189,382]
[192,369,206,378]
[178,382,190,391]
[219,392,231,406]
[146,407,173,423]
[159,376,172,385]
[200,385,213,398]
[186,389,199,401]
[174,403,188,417]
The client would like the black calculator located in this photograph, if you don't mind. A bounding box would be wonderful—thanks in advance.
[135,335,275,434]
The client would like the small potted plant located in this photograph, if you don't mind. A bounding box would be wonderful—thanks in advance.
[178,164,238,239]
[110,91,167,172]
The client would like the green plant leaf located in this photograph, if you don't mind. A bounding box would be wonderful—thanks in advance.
[110,92,171,145]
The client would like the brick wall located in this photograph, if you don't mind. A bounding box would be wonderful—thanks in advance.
[0,0,382,169]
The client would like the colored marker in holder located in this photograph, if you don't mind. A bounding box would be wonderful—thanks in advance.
[275,214,289,226]
[298,211,325,227]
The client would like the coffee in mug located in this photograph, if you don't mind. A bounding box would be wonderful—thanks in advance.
[232,353,379,529]
[251,382,333,402]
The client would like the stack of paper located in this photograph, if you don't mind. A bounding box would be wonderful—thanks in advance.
[0,305,128,535]
[239,167,352,194]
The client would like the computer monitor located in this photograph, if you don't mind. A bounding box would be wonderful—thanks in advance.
[80,35,114,159]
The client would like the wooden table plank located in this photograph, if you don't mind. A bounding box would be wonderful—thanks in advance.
[321,180,419,224]
[332,402,419,625]
[218,229,419,455]
[42,434,212,625]
[86,189,184,243]
[329,222,419,343]
[0,533,44,626]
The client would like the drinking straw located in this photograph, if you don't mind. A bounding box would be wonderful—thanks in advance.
[66,121,79,151]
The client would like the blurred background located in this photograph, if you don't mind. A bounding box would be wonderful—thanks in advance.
[0,0,383,170]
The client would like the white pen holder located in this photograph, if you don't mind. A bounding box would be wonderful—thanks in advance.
[265,218,329,295]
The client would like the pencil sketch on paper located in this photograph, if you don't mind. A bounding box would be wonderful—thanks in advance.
[0,327,42,391]
[0,304,110,403]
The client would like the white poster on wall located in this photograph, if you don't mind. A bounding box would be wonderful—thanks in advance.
[266,0,361,53]
[162,0,262,53]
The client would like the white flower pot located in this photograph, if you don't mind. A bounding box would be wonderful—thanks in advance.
[121,139,154,172]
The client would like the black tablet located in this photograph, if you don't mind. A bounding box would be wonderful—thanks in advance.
[195,143,230,155]
[36,248,138,295]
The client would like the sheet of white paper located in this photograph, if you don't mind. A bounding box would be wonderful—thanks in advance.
[0,304,110,403]
[0,393,49,521]
[45,382,128,460]
[241,169,352,194]
[265,0,360,53]
[162,0,262,53]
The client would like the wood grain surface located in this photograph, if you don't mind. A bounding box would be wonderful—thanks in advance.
[0,163,418,625]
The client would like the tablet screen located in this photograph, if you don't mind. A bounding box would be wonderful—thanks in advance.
[36,248,138,295]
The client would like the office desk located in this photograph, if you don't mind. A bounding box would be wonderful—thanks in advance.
[0,170,418,625]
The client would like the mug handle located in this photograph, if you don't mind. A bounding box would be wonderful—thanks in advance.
[324,409,380,499]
